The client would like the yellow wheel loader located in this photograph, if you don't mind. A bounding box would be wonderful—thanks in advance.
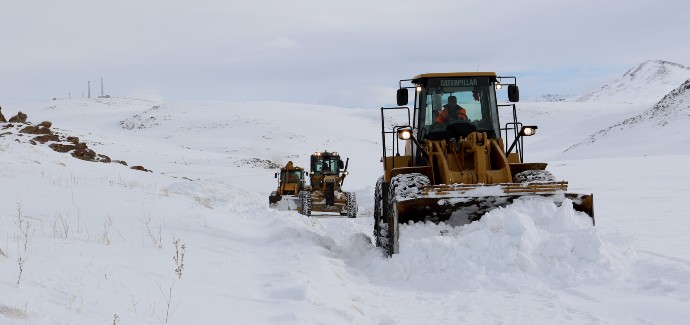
[269,161,305,210]
[298,151,357,218]
[375,72,594,256]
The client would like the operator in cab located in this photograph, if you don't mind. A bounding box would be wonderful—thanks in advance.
[435,95,467,125]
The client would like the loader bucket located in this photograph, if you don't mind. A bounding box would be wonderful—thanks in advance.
[394,182,594,226]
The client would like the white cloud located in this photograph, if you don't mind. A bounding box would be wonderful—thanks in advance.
[1,0,689,104]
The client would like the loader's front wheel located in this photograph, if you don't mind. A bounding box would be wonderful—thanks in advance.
[380,175,416,256]
[381,183,399,257]
[378,173,429,256]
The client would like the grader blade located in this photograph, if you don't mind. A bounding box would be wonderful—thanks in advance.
[269,194,300,211]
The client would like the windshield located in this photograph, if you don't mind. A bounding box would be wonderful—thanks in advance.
[417,77,500,139]
[312,157,340,175]
[281,170,302,183]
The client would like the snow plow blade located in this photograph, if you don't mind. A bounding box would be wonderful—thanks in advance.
[395,182,594,226]
[269,194,300,211]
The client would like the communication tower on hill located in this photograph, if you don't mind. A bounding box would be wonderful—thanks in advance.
[98,77,111,98]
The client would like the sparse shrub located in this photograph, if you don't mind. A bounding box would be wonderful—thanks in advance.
[51,212,70,239]
[142,215,163,248]
[157,282,181,323]
[16,204,34,285]
[100,215,113,245]
[193,196,212,209]
[67,283,84,312]
[0,302,29,319]
[173,238,185,279]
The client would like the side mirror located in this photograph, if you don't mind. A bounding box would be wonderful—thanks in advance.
[305,171,309,176]
[508,85,520,102]
[396,88,408,106]
[338,160,344,169]
[274,173,278,178]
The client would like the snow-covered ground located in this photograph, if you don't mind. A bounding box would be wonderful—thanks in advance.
[2,64,690,324]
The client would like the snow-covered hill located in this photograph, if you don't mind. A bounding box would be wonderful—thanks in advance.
[575,60,690,104]
[560,79,690,159]
[1,95,690,324]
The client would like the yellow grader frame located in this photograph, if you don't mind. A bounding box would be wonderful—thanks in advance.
[298,151,357,218]
[375,72,594,256]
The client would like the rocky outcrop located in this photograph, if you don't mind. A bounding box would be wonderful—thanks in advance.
[8,112,27,123]
[33,134,60,144]
[49,143,76,153]
[19,125,53,135]
[130,165,152,172]
[0,106,6,123]
[2,110,151,171]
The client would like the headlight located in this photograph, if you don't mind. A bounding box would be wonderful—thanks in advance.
[521,126,538,136]
[398,129,412,140]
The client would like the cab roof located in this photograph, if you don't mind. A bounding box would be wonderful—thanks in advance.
[412,72,497,81]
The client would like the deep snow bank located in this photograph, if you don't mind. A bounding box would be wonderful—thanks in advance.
[342,197,632,292]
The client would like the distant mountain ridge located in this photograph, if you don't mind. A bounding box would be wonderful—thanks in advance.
[529,94,569,102]
[575,60,690,104]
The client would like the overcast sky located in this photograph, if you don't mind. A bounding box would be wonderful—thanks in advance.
[2,0,689,107]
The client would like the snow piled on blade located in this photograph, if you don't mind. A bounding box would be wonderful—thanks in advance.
[344,197,630,291]
[270,196,300,211]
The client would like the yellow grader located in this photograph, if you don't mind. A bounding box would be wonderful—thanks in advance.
[375,72,594,256]
[269,161,305,210]
[298,151,357,218]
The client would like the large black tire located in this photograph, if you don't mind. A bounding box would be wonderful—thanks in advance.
[346,192,357,218]
[297,191,304,215]
[382,181,399,257]
[373,176,385,248]
[299,191,312,216]
[379,173,430,256]
[389,173,430,200]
